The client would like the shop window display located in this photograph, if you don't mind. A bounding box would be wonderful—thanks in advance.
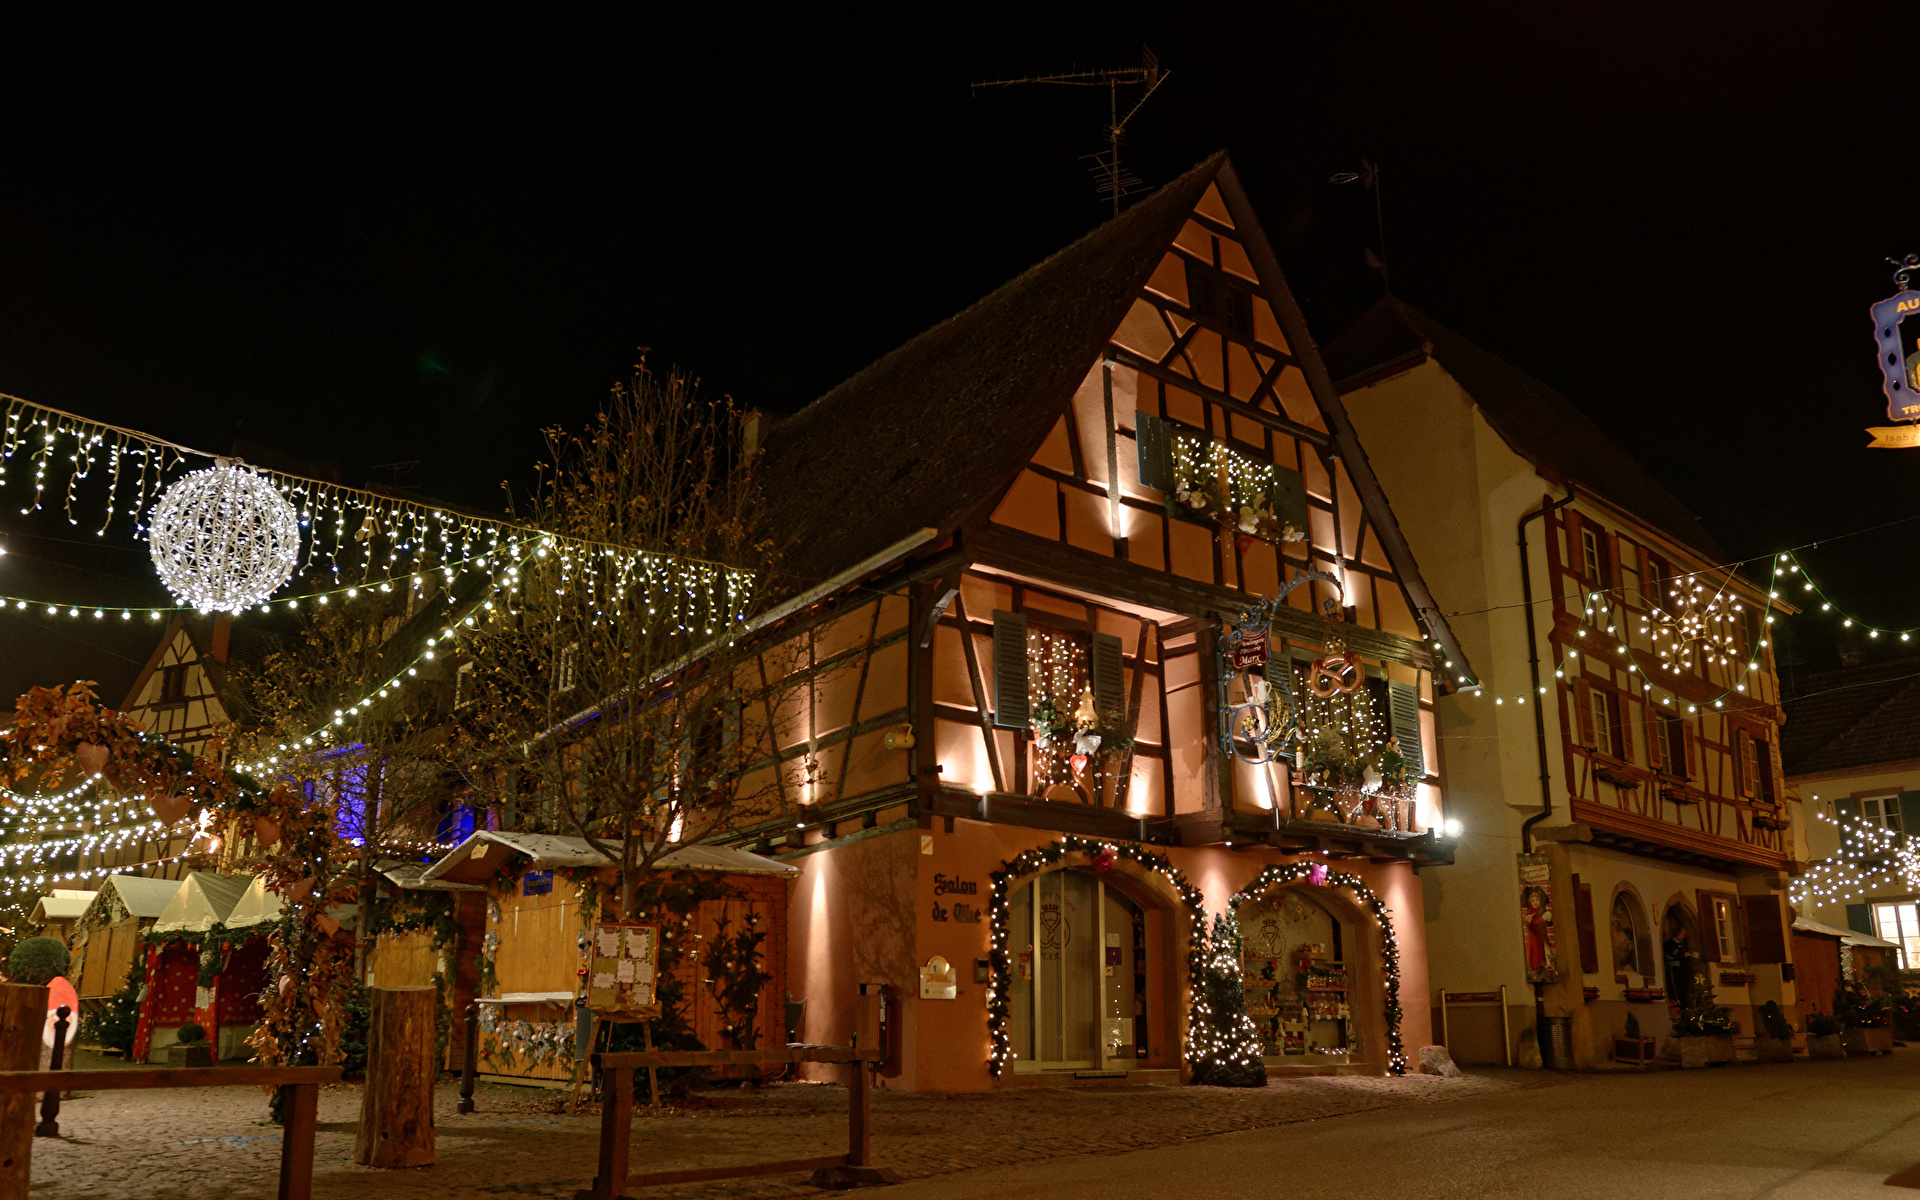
[1239,890,1350,1058]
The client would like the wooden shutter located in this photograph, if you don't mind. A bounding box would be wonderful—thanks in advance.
[1898,792,1920,844]
[1736,730,1757,798]
[1573,877,1599,974]
[1846,903,1874,936]
[1697,889,1721,962]
[1135,412,1174,494]
[1834,795,1862,824]
[1089,632,1125,721]
[1610,694,1632,762]
[1743,894,1786,964]
[1564,511,1587,581]
[1573,680,1596,748]
[1268,464,1310,537]
[1642,705,1662,771]
[991,610,1030,730]
[1682,723,1700,782]
[1387,680,1423,779]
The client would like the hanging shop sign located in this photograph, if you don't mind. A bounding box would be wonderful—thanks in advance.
[1516,853,1558,984]
[1868,254,1920,447]
[1215,567,1339,764]
[586,921,661,1021]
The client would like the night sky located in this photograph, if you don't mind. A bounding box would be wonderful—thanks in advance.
[2,5,1916,680]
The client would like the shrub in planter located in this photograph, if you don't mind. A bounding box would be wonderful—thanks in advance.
[1807,1010,1845,1060]
[1752,1000,1796,1062]
[1670,981,1738,1068]
[7,936,69,985]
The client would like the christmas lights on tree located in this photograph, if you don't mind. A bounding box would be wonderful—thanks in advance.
[1188,909,1267,1087]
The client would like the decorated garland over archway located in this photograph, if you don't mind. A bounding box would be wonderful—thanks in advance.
[1230,863,1406,1075]
[986,836,1207,1078]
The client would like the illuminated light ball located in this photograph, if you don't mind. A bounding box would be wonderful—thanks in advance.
[147,464,301,613]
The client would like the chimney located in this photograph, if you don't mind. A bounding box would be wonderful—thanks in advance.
[211,614,231,663]
[742,410,781,458]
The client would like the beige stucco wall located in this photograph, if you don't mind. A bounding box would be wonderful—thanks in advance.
[1791,765,1920,932]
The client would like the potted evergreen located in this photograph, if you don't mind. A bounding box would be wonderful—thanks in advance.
[166,1022,214,1069]
[1837,981,1894,1055]
[1669,982,1738,1067]
[1806,1011,1845,1059]
[1753,1000,1795,1063]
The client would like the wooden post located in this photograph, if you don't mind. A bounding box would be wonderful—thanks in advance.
[641,1020,660,1114]
[849,1056,871,1167]
[353,986,437,1168]
[277,1082,318,1200]
[457,1003,478,1115]
[578,1063,633,1200]
[0,983,48,1200]
[34,1007,68,1137]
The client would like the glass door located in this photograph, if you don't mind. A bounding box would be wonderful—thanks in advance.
[1009,870,1124,1069]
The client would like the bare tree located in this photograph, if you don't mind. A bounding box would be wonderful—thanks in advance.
[451,364,813,919]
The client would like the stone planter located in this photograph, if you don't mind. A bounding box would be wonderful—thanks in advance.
[1672,1035,1735,1068]
[166,1043,214,1069]
[1752,1036,1795,1063]
[1844,1027,1895,1056]
[1807,1033,1845,1060]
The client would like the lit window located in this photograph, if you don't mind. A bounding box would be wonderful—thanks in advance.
[1873,903,1920,970]
[1862,795,1903,834]
[1711,896,1739,962]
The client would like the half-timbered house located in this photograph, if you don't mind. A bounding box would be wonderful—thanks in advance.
[1328,298,1798,1067]
[674,153,1468,1090]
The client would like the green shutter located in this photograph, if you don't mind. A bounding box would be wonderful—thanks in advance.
[1267,464,1310,539]
[1387,681,1423,779]
[1897,792,1920,844]
[990,610,1030,730]
[1835,796,1863,824]
[1089,633,1125,722]
[1847,903,1874,936]
[1135,413,1174,494]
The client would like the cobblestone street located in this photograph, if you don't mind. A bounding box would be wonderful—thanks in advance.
[27,1068,1537,1199]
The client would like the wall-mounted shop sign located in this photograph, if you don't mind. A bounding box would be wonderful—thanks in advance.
[1869,255,1920,446]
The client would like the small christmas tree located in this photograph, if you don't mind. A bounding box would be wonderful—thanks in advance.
[1188,911,1268,1087]
[1671,980,1738,1037]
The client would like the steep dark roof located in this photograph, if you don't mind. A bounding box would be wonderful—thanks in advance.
[1324,298,1721,562]
[757,155,1225,581]
[1783,659,1920,776]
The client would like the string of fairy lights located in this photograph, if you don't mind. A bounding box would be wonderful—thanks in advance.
[0,393,754,627]
[1793,812,1919,909]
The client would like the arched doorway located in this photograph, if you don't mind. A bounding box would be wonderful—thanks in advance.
[1238,887,1353,1060]
[1663,901,1706,1007]
[1007,869,1148,1070]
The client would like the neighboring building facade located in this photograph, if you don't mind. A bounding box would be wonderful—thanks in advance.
[1784,658,1920,974]
[1329,299,1800,1066]
[679,155,1471,1091]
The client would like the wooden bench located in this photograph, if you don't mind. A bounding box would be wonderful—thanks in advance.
[0,1065,342,1200]
[577,1046,889,1199]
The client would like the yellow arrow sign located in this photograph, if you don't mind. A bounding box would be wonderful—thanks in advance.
[1867,425,1920,448]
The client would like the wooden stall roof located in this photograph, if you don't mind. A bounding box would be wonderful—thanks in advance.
[422,831,800,886]
[377,861,485,892]
[152,871,253,933]
[31,890,97,924]
[1794,914,1898,950]
[75,874,184,928]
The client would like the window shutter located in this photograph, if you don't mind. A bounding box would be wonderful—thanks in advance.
[1611,695,1632,763]
[1846,903,1874,937]
[1573,681,1596,749]
[1898,792,1920,845]
[1735,730,1756,798]
[1742,895,1786,964]
[1697,890,1721,962]
[1573,878,1599,974]
[991,610,1030,730]
[1387,680,1423,780]
[1268,464,1310,538]
[1682,723,1700,782]
[1834,795,1862,824]
[1564,511,1585,579]
[1089,632,1125,721]
[1135,412,1174,494]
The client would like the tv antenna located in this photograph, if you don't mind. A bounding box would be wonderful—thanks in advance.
[974,47,1168,215]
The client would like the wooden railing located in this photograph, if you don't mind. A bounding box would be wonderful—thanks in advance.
[576,1046,888,1200]
[0,1065,342,1200]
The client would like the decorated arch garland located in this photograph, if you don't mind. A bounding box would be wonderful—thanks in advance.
[986,836,1208,1078]
[1230,863,1406,1075]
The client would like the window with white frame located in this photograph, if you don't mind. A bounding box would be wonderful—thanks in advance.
[1873,902,1920,969]
[1862,794,1904,835]
[1710,895,1740,963]
[1581,527,1603,582]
